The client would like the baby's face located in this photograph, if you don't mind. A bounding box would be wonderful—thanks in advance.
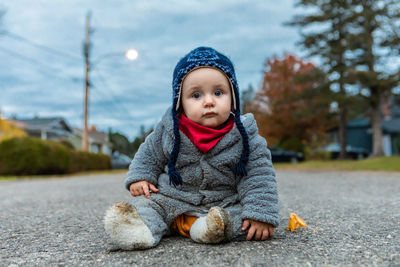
[181,67,232,129]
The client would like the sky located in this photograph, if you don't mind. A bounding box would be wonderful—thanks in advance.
[0,0,304,140]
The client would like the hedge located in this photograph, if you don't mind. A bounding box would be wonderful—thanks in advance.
[0,137,110,175]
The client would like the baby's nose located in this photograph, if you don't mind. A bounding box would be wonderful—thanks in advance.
[204,95,215,106]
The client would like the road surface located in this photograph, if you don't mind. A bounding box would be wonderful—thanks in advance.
[1,170,399,266]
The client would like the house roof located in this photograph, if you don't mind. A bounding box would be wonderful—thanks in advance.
[347,118,369,128]
[16,117,72,132]
[328,117,400,134]
[392,99,400,117]
[7,120,28,129]
[383,118,400,133]
[89,130,109,144]
[347,117,400,133]
[73,128,110,145]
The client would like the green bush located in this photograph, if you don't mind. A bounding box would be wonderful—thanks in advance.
[69,150,111,173]
[0,137,110,176]
[59,139,75,150]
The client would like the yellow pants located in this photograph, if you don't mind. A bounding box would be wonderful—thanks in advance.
[170,214,198,238]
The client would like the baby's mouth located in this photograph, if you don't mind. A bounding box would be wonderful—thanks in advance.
[203,112,217,117]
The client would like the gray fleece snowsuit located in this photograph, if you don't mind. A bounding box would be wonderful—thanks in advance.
[124,107,279,245]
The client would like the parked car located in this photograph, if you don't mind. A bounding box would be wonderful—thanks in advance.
[111,153,132,169]
[323,143,369,159]
[270,147,304,163]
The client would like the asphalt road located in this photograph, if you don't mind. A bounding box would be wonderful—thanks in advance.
[1,170,399,266]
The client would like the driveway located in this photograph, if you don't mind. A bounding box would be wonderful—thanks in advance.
[1,170,399,266]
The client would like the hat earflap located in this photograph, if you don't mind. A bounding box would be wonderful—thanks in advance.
[232,104,250,177]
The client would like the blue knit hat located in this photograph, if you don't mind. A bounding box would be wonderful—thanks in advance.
[168,46,250,187]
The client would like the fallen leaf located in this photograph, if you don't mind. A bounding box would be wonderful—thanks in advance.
[286,213,308,232]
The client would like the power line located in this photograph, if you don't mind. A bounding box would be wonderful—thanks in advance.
[90,84,132,122]
[92,68,138,122]
[91,83,144,133]
[0,45,78,83]
[3,30,82,61]
[0,45,60,70]
[91,80,137,122]
[1,28,141,130]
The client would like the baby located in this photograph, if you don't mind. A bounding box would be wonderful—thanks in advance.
[104,47,279,250]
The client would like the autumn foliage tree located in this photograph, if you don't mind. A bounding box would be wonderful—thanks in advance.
[249,54,334,152]
[0,118,27,142]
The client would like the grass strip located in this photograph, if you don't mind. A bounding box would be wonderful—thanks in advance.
[275,156,400,172]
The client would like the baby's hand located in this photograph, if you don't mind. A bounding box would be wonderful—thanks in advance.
[129,180,159,198]
[241,219,274,241]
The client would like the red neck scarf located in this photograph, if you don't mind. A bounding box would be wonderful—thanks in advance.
[178,113,234,153]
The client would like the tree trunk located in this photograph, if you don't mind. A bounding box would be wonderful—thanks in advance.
[338,105,348,159]
[338,70,347,159]
[362,0,384,157]
[371,96,384,157]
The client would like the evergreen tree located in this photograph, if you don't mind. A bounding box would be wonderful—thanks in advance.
[347,0,400,156]
[131,125,153,156]
[108,131,131,156]
[287,0,356,158]
[289,0,400,157]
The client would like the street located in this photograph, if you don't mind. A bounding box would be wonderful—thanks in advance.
[1,170,399,266]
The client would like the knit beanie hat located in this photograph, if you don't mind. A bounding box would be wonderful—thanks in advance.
[168,46,250,187]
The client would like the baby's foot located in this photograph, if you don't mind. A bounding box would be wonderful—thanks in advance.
[189,206,229,243]
[104,202,155,250]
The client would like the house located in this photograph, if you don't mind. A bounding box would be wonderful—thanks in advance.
[11,117,74,141]
[68,126,112,155]
[11,116,112,155]
[329,95,400,156]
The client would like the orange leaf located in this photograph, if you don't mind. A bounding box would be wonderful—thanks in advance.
[286,213,308,232]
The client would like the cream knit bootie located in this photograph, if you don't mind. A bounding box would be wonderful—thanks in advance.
[189,206,229,243]
[104,202,155,250]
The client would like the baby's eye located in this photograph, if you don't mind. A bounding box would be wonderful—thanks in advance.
[192,92,201,99]
[215,90,223,96]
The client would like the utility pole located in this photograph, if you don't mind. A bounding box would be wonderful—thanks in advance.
[82,12,91,152]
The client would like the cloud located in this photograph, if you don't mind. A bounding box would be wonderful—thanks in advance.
[1,0,301,139]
